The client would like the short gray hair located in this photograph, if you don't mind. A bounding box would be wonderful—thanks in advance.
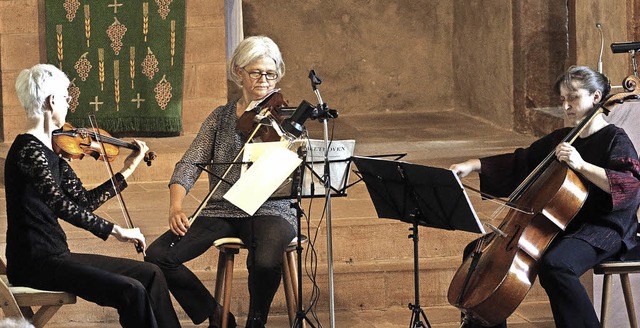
[15,64,70,119]
[228,35,285,86]
[0,318,35,328]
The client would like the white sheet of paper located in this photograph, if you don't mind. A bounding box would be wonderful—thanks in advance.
[224,145,302,215]
[302,139,355,196]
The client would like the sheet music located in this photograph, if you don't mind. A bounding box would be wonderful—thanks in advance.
[224,142,302,215]
[303,139,355,196]
[451,171,486,234]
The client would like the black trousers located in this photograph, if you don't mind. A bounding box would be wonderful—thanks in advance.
[461,236,620,328]
[145,215,296,326]
[538,237,619,328]
[18,252,180,328]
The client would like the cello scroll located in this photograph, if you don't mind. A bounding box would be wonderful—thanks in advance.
[602,74,640,113]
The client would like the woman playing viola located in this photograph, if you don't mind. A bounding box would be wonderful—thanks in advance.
[5,64,180,327]
[145,35,296,328]
[450,66,640,328]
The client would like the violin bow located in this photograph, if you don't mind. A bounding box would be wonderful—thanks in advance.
[88,115,145,255]
[170,107,278,247]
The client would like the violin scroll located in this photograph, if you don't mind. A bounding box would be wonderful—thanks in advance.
[143,151,157,166]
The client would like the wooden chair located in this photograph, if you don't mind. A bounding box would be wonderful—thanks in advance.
[0,258,76,328]
[213,235,307,328]
[593,231,640,328]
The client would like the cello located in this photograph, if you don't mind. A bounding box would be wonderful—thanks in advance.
[447,74,640,326]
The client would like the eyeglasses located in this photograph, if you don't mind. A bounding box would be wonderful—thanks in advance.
[242,67,278,81]
[50,94,72,105]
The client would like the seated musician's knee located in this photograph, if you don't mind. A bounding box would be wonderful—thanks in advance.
[144,244,179,269]
[118,279,148,306]
[538,254,575,287]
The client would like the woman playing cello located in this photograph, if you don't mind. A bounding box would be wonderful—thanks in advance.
[450,66,640,327]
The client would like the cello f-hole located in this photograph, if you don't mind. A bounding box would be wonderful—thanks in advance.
[506,225,521,252]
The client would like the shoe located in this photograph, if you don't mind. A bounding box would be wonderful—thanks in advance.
[209,302,237,328]
[244,317,265,328]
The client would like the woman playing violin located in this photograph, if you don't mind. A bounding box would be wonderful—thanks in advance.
[145,35,295,328]
[5,64,180,327]
[450,65,640,327]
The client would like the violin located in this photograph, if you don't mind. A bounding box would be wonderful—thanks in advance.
[447,74,640,326]
[236,90,288,142]
[52,123,157,166]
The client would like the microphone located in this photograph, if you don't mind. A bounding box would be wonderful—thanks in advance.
[281,100,315,138]
[309,70,322,91]
[596,23,604,73]
[611,41,640,54]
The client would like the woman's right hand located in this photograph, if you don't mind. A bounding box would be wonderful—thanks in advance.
[111,225,147,250]
[169,207,190,236]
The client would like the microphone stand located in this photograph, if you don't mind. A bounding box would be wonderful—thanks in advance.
[309,70,339,328]
[292,146,316,328]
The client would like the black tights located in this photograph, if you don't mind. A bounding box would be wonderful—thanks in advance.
[145,215,296,326]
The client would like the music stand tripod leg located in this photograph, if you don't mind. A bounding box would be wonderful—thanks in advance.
[292,160,316,328]
[408,219,431,328]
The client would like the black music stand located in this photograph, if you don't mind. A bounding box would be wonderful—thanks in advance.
[351,156,483,328]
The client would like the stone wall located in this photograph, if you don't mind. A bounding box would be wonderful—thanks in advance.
[242,0,455,117]
[0,0,40,142]
[452,0,515,130]
[574,0,631,86]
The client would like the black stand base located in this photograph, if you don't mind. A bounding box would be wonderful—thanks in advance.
[408,222,431,328]
[293,313,316,328]
[409,302,430,328]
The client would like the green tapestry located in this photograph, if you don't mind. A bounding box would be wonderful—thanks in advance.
[45,0,184,136]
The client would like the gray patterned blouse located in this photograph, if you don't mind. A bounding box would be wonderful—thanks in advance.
[169,100,297,228]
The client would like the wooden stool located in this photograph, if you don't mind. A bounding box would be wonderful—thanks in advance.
[593,260,640,328]
[0,258,76,328]
[213,235,307,327]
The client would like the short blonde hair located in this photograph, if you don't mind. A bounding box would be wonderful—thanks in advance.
[15,64,69,118]
[228,35,285,86]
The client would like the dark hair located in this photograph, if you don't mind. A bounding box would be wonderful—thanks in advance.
[554,65,611,99]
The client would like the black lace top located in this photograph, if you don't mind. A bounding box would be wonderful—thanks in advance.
[4,134,125,281]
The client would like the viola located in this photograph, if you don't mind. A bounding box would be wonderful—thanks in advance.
[447,75,640,326]
[236,90,288,142]
[52,123,156,166]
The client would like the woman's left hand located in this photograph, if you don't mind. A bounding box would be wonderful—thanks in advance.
[555,142,585,170]
[119,139,149,179]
